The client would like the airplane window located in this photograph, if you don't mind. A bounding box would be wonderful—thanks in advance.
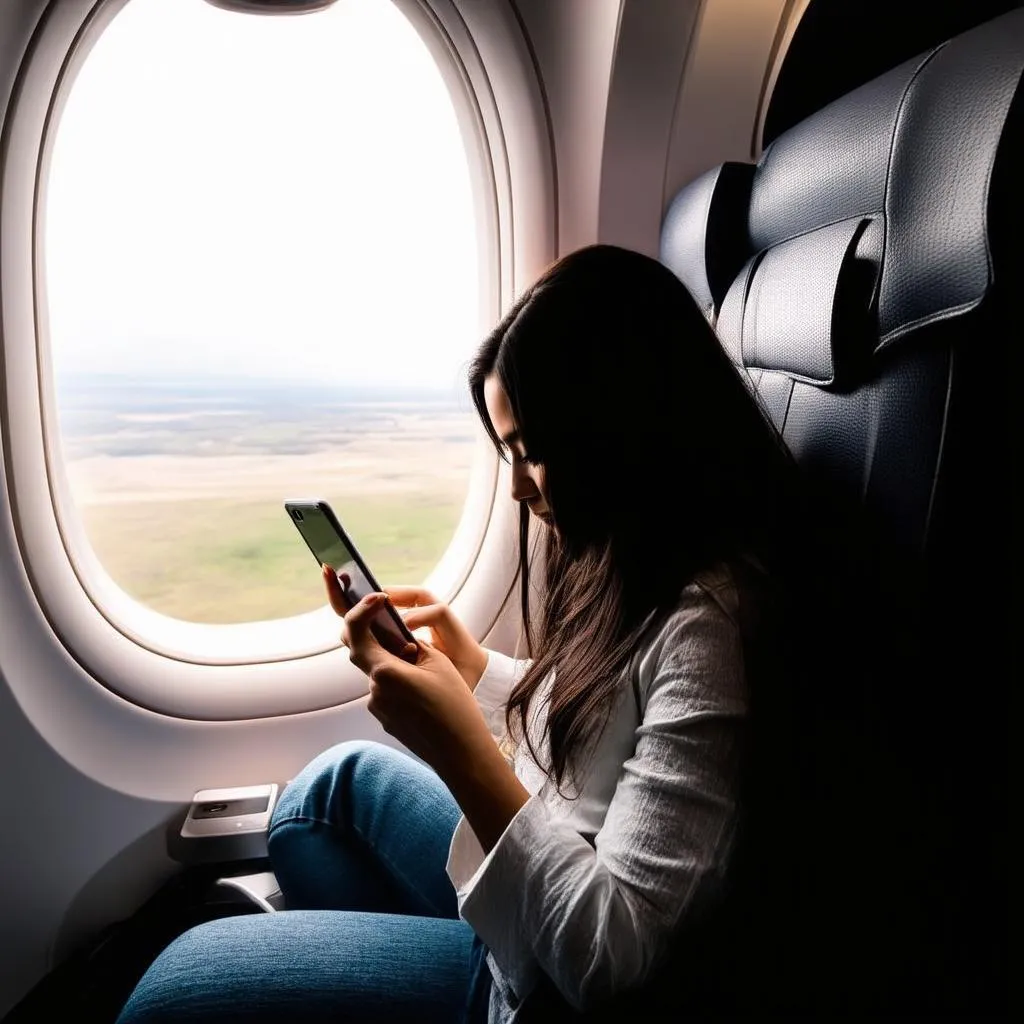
[43,0,483,625]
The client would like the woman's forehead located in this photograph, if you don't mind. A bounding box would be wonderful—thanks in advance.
[483,375,516,436]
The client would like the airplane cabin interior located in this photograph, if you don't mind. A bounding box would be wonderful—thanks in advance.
[0,0,1014,1018]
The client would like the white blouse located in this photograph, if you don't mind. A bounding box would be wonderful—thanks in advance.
[445,566,749,1022]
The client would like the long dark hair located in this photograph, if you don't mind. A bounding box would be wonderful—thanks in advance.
[468,244,802,789]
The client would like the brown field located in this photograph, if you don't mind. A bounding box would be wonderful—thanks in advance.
[67,429,476,623]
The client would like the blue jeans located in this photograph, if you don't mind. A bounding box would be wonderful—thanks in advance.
[116,740,491,1022]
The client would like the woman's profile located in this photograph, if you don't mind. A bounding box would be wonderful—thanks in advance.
[115,244,810,1022]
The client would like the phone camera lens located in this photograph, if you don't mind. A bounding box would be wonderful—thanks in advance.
[292,509,304,522]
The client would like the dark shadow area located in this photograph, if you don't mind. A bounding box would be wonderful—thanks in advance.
[2,858,271,1024]
[764,0,1024,146]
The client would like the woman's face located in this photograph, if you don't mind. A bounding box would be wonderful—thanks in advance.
[484,374,552,524]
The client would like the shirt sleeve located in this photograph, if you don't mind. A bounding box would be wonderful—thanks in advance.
[448,593,748,1011]
[473,648,530,742]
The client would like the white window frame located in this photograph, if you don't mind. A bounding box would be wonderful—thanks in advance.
[0,0,556,719]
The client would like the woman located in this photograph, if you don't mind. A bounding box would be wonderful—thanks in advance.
[116,244,806,1022]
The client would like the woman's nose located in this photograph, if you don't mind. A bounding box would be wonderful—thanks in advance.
[510,462,538,502]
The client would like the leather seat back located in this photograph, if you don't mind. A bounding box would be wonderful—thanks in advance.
[659,9,1021,1011]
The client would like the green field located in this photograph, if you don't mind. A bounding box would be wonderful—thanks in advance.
[57,374,476,624]
[79,493,465,624]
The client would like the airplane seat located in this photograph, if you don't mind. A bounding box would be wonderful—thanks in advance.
[654,7,1020,1013]
[659,161,754,324]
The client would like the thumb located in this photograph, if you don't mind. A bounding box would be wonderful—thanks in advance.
[323,565,352,618]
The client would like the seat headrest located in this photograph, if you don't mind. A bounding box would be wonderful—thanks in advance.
[660,162,753,321]
[716,217,881,387]
[662,7,1024,386]
[877,11,1024,346]
[747,53,929,255]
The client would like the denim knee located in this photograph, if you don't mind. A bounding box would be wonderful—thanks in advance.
[267,739,461,918]
[272,737,419,839]
[271,739,383,829]
[117,911,485,1024]
[115,919,229,1023]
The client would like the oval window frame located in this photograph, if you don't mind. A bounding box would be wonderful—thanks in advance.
[0,0,556,719]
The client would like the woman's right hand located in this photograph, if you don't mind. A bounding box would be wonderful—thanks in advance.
[384,587,488,691]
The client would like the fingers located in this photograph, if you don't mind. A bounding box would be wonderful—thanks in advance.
[383,586,441,609]
[341,592,392,675]
[399,603,450,633]
[365,661,428,735]
[323,565,352,618]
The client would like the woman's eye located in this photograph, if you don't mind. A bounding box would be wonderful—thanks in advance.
[500,442,536,465]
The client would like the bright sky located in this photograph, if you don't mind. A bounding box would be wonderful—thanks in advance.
[45,0,481,391]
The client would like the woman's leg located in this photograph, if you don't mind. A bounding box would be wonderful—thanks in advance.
[268,739,461,917]
[115,910,488,1023]
[116,742,493,1022]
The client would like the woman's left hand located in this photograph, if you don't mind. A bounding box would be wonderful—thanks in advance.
[339,589,496,775]
[323,564,530,851]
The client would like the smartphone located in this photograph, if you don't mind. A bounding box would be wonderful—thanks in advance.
[284,499,418,662]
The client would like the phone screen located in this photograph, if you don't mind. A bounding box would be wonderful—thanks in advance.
[285,500,416,656]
